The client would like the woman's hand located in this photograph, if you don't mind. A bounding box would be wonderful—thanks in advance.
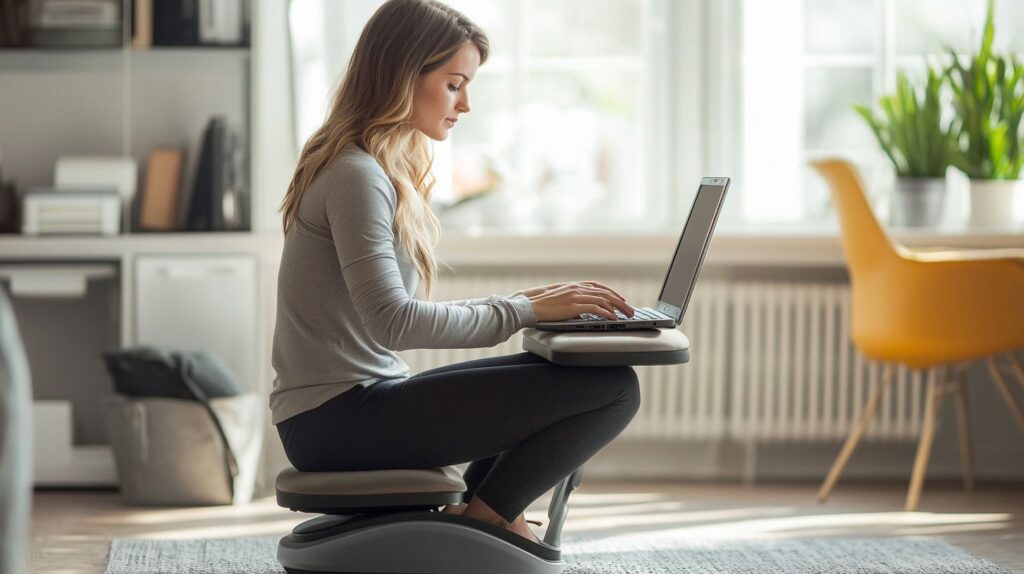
[519,281,635,322]
[511,282,566,299]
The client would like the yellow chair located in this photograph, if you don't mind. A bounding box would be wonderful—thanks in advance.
[812,159,1024,511]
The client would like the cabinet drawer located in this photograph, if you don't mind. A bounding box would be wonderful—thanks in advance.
[135,256,258,389]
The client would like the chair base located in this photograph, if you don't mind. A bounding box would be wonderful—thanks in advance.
[819,356,1024,511]
[278,511,565,574]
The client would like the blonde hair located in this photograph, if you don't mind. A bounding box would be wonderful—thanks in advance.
[280,0,489,299]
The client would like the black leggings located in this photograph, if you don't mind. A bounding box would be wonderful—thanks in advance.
[276,352,641,523]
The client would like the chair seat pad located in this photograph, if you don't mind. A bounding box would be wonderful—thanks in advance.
[276,466,467,496]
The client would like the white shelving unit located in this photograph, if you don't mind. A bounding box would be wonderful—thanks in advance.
[0,35,258,486]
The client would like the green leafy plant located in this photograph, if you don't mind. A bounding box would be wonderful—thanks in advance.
[853,68,956,178]
[946,0,1024,180]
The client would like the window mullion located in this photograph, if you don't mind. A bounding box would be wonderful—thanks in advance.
[881,0,896,94]
[511,0,528,203]
[643,0,665,226]
[674,0,706,225]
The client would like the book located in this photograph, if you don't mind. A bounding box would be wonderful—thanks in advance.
[139,148,184,231]
[131,0,151,49]
[149,0,247,48]
[198,0,242,45]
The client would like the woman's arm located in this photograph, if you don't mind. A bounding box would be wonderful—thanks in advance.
[325,160,535,351]
[438,294,506,307]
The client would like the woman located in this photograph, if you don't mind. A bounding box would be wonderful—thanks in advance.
[271,0,641,545]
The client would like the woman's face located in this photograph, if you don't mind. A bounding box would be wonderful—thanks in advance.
[411,41,480,141]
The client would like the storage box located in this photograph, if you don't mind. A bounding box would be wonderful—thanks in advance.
[21,192,121,236]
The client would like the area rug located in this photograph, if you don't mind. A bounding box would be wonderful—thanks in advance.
[104,534,1012,574]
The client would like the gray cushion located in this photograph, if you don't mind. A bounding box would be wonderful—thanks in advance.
[275,466,467,514]
[276,466,466,496]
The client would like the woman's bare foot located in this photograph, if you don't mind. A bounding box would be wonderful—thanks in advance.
[442,503,467,515]
[460,497,541,544]
[506,514,542,544]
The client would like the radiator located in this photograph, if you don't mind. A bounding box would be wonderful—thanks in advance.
[730,282,926,442]
[398,273,925,442]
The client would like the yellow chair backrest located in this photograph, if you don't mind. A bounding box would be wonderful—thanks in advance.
[812,159,1024,368]
[812,159,899,273]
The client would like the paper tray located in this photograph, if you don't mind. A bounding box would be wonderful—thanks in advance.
[522,327,690,366]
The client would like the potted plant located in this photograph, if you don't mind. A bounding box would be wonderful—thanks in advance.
[946,0,1024,228]
[854,68,955,227]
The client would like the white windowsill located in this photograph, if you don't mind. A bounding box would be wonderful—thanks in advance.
[0,222,1020,268]
[433,224,1024,267]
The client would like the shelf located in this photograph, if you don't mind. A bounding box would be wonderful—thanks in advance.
[0,46,250,69]
[130,46,251,58]
[34,445,117,488]
[0,232,275,260]
[0,45,249,52]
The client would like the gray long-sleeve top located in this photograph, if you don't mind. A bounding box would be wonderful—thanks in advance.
[270,143,536,424]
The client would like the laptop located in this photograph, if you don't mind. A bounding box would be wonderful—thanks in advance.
[535,177,729,332]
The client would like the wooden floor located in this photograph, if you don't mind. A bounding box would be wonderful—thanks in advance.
[28,480,1024,573]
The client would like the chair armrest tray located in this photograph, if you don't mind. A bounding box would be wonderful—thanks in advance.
[522,328,690,366]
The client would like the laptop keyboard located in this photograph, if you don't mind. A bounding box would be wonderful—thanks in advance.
[579,307,666,322]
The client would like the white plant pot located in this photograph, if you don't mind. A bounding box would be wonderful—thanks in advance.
[891,178,945,228]
[968,179,1021,228]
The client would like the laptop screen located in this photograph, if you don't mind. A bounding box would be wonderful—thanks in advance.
[657,181,729,321]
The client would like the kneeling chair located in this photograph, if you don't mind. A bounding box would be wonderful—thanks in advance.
[277,328,691,574]
[276,465,582,574]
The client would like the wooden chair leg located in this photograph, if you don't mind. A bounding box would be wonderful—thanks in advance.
[1007,353,1024,394]
[952,366,974,493]
[906,368,944,511]
[818,363,893,503]
[988,356,1024,431]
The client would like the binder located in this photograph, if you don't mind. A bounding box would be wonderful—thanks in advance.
[185,118,223,231]
[1,0,31,47]
[151,0,247,47]
[185,117,248,232]
[152,0,198,46]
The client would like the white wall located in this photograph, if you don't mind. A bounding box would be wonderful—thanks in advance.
[251,0,296,234]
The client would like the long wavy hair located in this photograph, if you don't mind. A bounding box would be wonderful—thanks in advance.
[280,0,489,299]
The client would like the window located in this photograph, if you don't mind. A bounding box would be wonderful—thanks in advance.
[287,0,1023,233]
[288,0,690,234]
[743,0,1024,224]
